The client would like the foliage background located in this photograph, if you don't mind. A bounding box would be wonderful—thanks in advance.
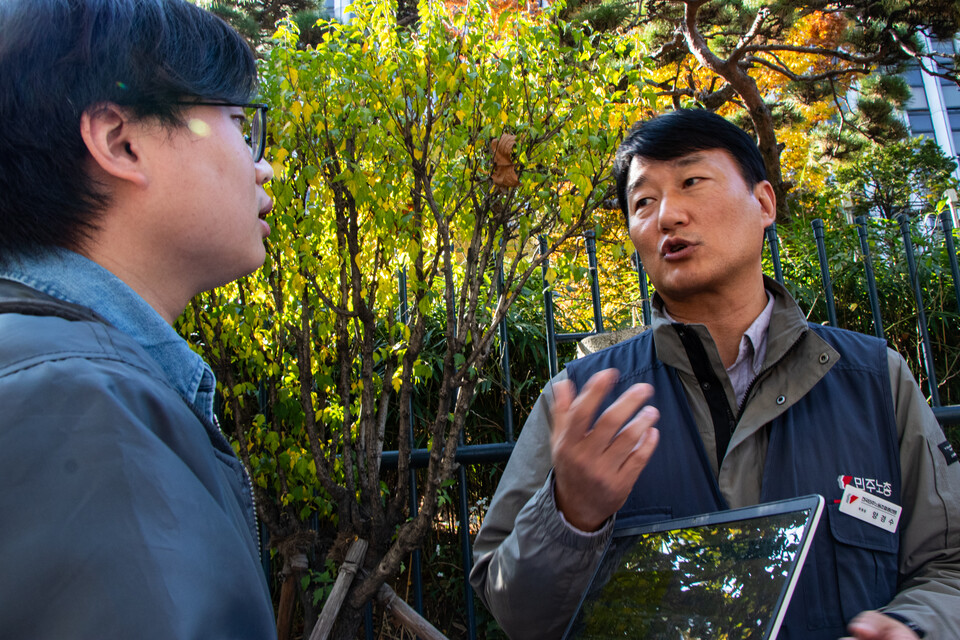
[181,0,655,636]
[181,0,960,637]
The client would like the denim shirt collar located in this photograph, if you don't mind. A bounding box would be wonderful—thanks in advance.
[0,249,216,421]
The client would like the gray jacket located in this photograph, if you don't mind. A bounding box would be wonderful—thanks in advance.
[0,281,276,639]
[471,279,960,639]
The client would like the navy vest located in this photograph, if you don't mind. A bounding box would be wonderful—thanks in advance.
[565,325,901,639]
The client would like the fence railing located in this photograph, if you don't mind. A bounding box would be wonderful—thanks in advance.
[362,214,960,638]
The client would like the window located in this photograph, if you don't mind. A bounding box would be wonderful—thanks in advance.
[908,111,935,135]
[907,88,929,110]
[944,85,960,109]
[904,67,925,87]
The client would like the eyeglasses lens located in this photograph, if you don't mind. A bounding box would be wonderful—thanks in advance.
[250,107,264,162]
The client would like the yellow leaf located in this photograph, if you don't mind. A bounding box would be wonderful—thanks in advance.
[290,272,305,292]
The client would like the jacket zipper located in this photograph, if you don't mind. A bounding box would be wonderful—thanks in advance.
[214,412,263,563]
[735,329,809,423]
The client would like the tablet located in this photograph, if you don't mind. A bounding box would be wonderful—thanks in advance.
[562,494,825,640]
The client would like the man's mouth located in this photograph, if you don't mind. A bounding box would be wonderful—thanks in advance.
[661,238,693,257]
[259,199,273,219]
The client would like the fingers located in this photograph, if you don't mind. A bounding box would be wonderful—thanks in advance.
[550,369,620,442]
[608,405,660,471]
[844,611,920,640]
[550,369,661,532]
[550,369,653,446]
[592,382,655,446]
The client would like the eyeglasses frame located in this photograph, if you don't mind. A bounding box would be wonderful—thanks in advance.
[171,101,269,163]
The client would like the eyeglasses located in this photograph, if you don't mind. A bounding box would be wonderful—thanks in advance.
[173,101,269,162]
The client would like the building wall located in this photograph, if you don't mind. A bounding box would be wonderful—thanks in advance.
[903,35,960,182]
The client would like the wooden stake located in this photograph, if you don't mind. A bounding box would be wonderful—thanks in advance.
[310,539,448,640]
[310,539,369,640]
[376,582,449,640]
[277,552,309,640]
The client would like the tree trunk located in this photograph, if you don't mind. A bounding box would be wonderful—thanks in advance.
[679,1,790,219]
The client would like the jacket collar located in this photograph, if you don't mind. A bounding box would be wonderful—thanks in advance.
[650,276,809,375]
[0,249,217,422]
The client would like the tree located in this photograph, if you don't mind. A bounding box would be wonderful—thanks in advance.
[564,0,960,218]
[828,137,959,219]
[198,0,326,45]
[178,1,653,636]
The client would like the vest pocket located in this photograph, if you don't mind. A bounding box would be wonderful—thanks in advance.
[801,504,899,630]
[827,504,899,622]
[613,506,673,531]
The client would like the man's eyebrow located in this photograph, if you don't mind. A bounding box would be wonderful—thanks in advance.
[627,173,648,195]
[626,152,708,195]
[673,152,706,168]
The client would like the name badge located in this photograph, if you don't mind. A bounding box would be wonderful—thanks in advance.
[838,484,901,533]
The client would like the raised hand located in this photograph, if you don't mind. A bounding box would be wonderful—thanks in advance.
[550,369,660,532]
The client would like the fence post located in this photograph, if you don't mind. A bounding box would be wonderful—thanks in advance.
[765,223,784,285]
[939,210,960,315]
[811,219,838,327]
[632,251,652,326]
[397,269,425,616]
[444,271,478,640]
[897,214,942,407]
[540,236,559,378]
[456,448,477,640]
[584,229,604,334]
[496,250,516,443]
[854,217,885,339]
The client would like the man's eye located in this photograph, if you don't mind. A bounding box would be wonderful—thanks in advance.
[684,177,704,187]
[635,197,653,209]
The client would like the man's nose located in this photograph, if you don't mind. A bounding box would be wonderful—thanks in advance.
[256,156,274,185]
[657,191,690,229]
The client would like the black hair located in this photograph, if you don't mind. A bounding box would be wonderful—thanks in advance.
[612,109,768,220]
[0,0,258,259]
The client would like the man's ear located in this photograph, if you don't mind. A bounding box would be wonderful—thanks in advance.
[754,180,777,226]
[80,103,149,189]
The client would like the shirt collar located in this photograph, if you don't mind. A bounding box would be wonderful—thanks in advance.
[650,276,800,375]
[656,291,773,368]
[0,249,216,420]
[737,291,775,375]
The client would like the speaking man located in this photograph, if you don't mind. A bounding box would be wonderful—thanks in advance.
[471,109,960,639]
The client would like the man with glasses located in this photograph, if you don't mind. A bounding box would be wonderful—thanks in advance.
[0,1,277,637]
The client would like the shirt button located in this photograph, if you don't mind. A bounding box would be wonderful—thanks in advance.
[776,395,786,405]
[701,381,711,390]
[819,353,830,364]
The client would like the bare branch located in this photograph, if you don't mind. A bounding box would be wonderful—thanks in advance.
[741,42,885,66]
[729,7,769,64]
[744,54,871,83]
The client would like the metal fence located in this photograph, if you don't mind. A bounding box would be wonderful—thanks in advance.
[366,213,960,639]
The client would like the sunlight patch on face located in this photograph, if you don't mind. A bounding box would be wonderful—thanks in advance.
[188,118,211,138]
